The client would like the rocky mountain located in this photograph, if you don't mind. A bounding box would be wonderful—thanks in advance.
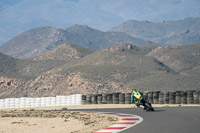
[147,43,200,72]
[0,52,22,78]
[33,43,94,61]
[0,42,94,98]
[0,25,153,59]
[0,27,76,59]
[1,17,199,59]
[1,43,200,98]
[65,25,153,49]
[110,17,200,45]
[0,43,94,80]
[1,0,200,45]
[0,53,28,98]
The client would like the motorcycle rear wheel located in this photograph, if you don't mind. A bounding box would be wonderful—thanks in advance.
[145,103,154,111]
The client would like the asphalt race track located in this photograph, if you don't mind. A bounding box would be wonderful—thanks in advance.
[69,107,200,133]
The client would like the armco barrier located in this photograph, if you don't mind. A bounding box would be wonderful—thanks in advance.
[1,90,200,109]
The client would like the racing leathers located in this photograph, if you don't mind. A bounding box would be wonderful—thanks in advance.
[131,90,144,107]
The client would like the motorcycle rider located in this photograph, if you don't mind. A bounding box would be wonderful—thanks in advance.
[131,89,146,109]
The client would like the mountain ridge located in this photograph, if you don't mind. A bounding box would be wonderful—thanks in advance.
[0,25,153,59]
[0,42,94,80]
[110,17,200,45]
[1,0,200,45]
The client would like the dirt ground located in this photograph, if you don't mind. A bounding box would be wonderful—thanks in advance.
[0,110,119,133]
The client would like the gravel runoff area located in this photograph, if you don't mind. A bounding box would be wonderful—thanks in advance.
[0,109,119,133]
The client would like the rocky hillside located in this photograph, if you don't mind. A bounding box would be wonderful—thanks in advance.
[0,43,94,80]
[1,43,200,98]
[0,52,27,79]
[0,43,94,98]
[110,17,200,45]
[65,25,153,49]
[33,43,94,61]
[147,43,200,72]
[0,27,76,59]
[0,25,153,59]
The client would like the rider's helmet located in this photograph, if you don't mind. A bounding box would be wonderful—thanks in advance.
[132,89,136,94]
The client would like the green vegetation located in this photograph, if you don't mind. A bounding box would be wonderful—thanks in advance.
[61,107,68,111]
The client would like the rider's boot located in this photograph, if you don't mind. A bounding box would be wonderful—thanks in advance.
[139,105,144,108]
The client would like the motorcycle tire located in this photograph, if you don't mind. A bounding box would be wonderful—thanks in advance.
[145,103,154,111]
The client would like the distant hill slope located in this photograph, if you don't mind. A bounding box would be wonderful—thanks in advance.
[147,43,200,72]
[21,43,94,80]
[1,43,200,98]
[33,43,94,61]
[65,25,153,49]
[0,43,94,80]
[0,27,77,59]
[7,43,199,98]
[110,17,200,45]
[5,43,170,97]
[0,52,22,78]
[0,25,153,59]
[0,43,94,98]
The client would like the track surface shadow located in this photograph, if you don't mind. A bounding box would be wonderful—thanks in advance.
[153,109,166,112]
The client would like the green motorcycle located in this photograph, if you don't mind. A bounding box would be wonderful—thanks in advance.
[136,96,154,111]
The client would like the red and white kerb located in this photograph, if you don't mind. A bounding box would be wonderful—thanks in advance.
[82,111,143,133]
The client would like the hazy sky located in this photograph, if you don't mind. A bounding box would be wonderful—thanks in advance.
[0,0,200,45]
